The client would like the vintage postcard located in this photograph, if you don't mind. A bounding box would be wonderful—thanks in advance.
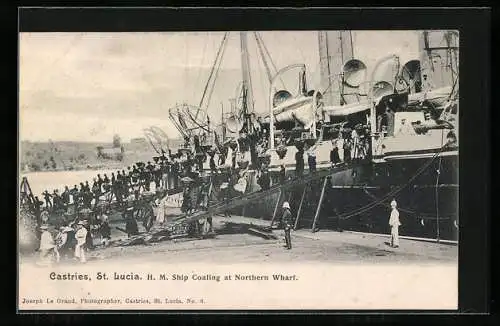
[18,29,459,310]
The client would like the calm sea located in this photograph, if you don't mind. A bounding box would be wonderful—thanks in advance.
[20,169,122,197]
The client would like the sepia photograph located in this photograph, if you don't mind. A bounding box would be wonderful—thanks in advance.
[18,27,459,310]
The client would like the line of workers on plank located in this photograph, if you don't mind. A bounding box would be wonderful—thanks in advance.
[33,146,228,213]
[181,125,372,214]
[34,123,371,218]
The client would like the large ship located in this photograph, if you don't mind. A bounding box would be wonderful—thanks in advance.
[168,30,459,242]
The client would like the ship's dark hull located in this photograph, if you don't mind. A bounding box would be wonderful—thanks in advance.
[233,152,458,241]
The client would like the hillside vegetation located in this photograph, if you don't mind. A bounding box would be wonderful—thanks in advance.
[20,138,183,172]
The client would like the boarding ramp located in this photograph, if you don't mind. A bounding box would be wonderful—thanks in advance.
[169,161,365,231]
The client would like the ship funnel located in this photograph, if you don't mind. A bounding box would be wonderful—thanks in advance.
[273,90,293,107]
[369,55,401,99]
[399,60,422,93]
[342,59,367,88]
[371,81,395,99]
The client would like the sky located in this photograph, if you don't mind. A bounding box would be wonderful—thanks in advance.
[19,30,420,143]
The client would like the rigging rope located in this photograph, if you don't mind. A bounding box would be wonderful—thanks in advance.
[256,32,286,89]
[361,187,452,220]
[334,143,449,221]
[198,32,229,118]
[254,35,268,113]
[192,32,210,101]
[202,37,229,120]
[254,32,273,83]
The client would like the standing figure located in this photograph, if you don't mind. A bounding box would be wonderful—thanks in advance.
[181,184,192,214]
[351,128,360,160]
[42,190,52,209]
[307,148,317,173]
[92,178,101,207]
[257,168,271,191]
[389,199,401,248]
[155,196,167,225]
[279,164,286,184]
[52,189,62,211]
[33,196,44,226]
[273,202,293,250]
[219,173,231,218]
[209,150,217,175]
[38,225,56,265]
[336,132,344,162]
[98,213,111,247]
[330,138,340,167]
[61,186,71,207]
[55,226,72,261]
[54,226,66,262]
[124,207,139,237]
[74,221,88,263]
[343,137,352,163]
[295,149,304,178]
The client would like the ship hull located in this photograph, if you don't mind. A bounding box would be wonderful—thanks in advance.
[232,152,458,242]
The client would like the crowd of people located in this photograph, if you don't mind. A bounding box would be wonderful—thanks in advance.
[37,208,111,265]
[32,121,377,264]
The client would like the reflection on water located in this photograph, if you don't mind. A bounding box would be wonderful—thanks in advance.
[20,169,123,197]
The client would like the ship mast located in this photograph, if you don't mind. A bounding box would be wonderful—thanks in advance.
[239,31,259,167]
[240,32,254,114]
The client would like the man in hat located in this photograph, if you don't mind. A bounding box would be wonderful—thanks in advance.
[389,199,401,248]
[124,207,139,237]
[103,173,110,186]
[272,202,293,250]
[42,190,52,209]
[114,173,123,203]
[61,186,71,207]
[121,169,129,187]
[79,182,85,194]
[96,174,104,189]
[307,148,317,173]
[295,148,304,178]
[38,225,56,264]
[52,189,62,211]
[33,196,44,226]
[153,163,161,189]
[74,221,88,263]
[351,128,360,160]
[54,226,69,262]
[257,167,271,191]
[92,178,101,207]
[97,211,111,247]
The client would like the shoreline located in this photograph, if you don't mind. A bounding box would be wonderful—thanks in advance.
[21,164,129,174]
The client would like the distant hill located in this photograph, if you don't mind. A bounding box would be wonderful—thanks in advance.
[19,138,184,172]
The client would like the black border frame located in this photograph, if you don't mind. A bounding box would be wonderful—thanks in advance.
[8,6,491,322]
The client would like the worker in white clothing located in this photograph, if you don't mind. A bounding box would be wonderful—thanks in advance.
[389,199,401,248]
[74,221,88,263]
[38,225,56,265]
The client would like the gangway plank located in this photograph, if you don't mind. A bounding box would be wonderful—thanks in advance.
[170,160,367,228]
